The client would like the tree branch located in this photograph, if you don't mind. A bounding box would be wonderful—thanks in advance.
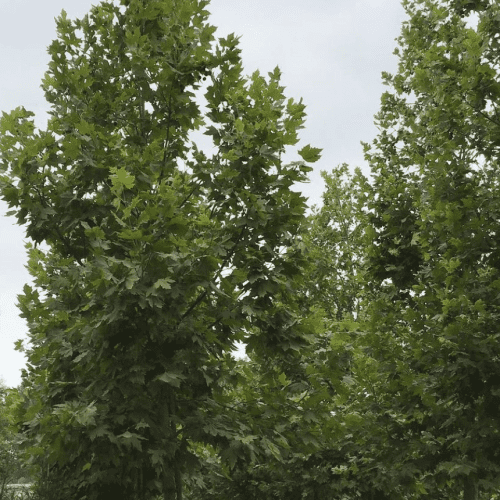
[178,224,247,324]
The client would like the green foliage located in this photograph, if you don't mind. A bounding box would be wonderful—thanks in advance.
[302,163,371,321]
[0,1,318,499]
[184,346,338,499]
[184,0,500,497]
[0,383,16,499]
[183,164,380,500]
[363,0,500,497]
[5,0,500,499]
[0,383,31,500]
[189,0,500,497]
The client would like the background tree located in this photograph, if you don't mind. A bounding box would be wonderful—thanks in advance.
[301,164,371,322]
[0,382,29,500]
[0,381,16,499]
[184,164,386,500]
[0,0,319,499]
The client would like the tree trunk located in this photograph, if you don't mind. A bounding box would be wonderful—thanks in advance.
[463,476,477,500]
[170,392,182,500]
[174,465,182,500]
[0,476,7,500]
[161,391,182,500]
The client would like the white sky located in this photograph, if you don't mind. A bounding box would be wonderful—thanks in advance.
[0,0,407,388]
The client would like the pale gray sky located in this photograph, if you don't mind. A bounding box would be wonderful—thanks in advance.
[0,0,407,388]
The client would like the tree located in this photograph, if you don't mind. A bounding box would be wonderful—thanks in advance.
[0,1,320,498]
[293,166,414,500]
[302,164,371,322]
[0,382,28,500]
[364,0,500,497]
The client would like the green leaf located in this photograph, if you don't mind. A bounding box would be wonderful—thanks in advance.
[118,229,143,240]
[278,372,288,386]
[298,144,322,163]
[234,119,244,133]
[156,372,186,388]
[154,278,174,290]
[261,437,282,460]
[118,431,146,451]
[125,269,139,290]
[109,166,135,190]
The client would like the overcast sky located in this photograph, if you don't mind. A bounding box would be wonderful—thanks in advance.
[0,0,407,388]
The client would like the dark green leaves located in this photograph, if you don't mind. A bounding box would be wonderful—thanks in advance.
[0,1,317,499]
[298,144,322,163]
[363,0,500,497]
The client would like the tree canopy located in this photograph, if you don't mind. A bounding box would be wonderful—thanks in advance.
[364,0,500,497]
[2,0,500,499]
[0,0,320,498]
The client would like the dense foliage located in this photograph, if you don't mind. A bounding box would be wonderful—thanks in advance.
[0,0,319,499]
[364,1,500,498]
[2,0,500,499]
[0,382,24,499]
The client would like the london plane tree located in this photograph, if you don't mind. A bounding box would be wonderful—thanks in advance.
[364,0,500,498]
[0,0,320,498]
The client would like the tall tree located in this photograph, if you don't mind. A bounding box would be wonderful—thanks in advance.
[0,1,319,498]
[364,0,500,497]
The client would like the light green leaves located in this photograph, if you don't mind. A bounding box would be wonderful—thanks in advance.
[109,167,136,209]
[156,372,186,388]
[153,278,174,291]
[109,166,135,190]
[125,268,139,290]
[277,372,289,387]
[234,118,245,133]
